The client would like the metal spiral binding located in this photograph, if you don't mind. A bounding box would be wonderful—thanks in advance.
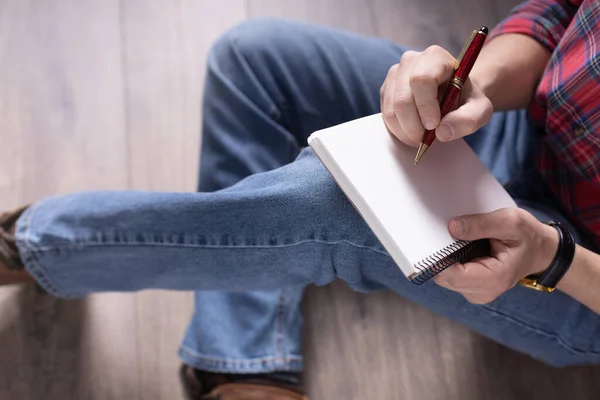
[411,239,488,285]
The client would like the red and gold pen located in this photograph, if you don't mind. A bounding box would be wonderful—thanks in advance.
[414,26,488,164]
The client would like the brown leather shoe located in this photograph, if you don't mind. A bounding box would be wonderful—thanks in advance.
[0,206,34,285]
[179,365,307,400]
[204,382,308,400]
[0,267,33,285]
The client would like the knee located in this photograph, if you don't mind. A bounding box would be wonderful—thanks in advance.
[288,149,370,233]
[208,18,304,68]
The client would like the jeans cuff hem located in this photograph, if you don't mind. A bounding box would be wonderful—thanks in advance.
[178,346,303,373]
[14,203,71,298]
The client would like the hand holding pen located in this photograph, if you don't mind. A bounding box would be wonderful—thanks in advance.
[380,27,492,162]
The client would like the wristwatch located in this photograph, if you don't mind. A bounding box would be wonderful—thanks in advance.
[519,221,576,292]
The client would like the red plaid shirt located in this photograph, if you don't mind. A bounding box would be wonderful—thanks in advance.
[490,0,600,245]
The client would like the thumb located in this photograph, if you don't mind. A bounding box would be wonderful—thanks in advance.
[449,209,523,241]
[436,81,493,141]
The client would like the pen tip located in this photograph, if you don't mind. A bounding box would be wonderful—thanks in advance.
[480,26,489,35]
[414,143,429,165]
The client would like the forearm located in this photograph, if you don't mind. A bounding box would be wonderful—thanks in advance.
[556,245,600,315]
[470,34,551,111]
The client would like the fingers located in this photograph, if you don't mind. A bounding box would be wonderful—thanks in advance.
[382,52,422,147]
[380,45,493,147]
[436,80,494,142]
[434,259,513,304]
[437,209,545,306]
[409,46,456,130]
[449,208,532,242]
[381,65,405,142]
[434,261,489,291]
[393,52,425,146]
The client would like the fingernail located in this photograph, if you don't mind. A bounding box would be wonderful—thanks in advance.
[436,124,454,141]
[423,117,437,130]
[453,219,467,237]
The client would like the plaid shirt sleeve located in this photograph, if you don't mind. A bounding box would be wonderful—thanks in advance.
[488,0,583,52]
[487,0,600,244]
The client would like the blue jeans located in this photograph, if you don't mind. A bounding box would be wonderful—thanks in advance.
[14,19,600,369]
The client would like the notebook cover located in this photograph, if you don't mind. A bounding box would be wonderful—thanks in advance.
[308,113,516,278]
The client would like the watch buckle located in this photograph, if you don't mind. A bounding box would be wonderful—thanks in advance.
[519,277,555,293]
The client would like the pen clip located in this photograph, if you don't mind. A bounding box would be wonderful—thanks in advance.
[454,30,477,70]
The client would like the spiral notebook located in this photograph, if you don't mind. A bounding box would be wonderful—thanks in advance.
[307,114,516,283]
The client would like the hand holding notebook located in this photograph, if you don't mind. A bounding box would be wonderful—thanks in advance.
[308,113,516,283]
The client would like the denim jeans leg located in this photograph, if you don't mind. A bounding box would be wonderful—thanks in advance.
[178,18,407,373]
[16,142,600,367]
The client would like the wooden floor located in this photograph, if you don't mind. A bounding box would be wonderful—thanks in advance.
[1,1,600,399]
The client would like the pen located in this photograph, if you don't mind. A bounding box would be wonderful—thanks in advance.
[414,26,488,165]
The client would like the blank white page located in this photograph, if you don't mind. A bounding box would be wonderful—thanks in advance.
[308,113,516,278]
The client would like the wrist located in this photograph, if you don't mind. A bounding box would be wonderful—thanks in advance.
[469,52,503,109]
[520,221,576,293]
[530,222,561,276]
[470,70,497,104]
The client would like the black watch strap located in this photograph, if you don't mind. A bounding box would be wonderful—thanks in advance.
[519,221,576,292]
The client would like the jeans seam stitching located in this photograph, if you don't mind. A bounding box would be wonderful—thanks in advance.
[481,304,600,356]
[18,203,36,251]
[16,204,68,296]
[17,203,43,252]
[179,345,302,364]
[275,289,286,361]
[29,239,391,257]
